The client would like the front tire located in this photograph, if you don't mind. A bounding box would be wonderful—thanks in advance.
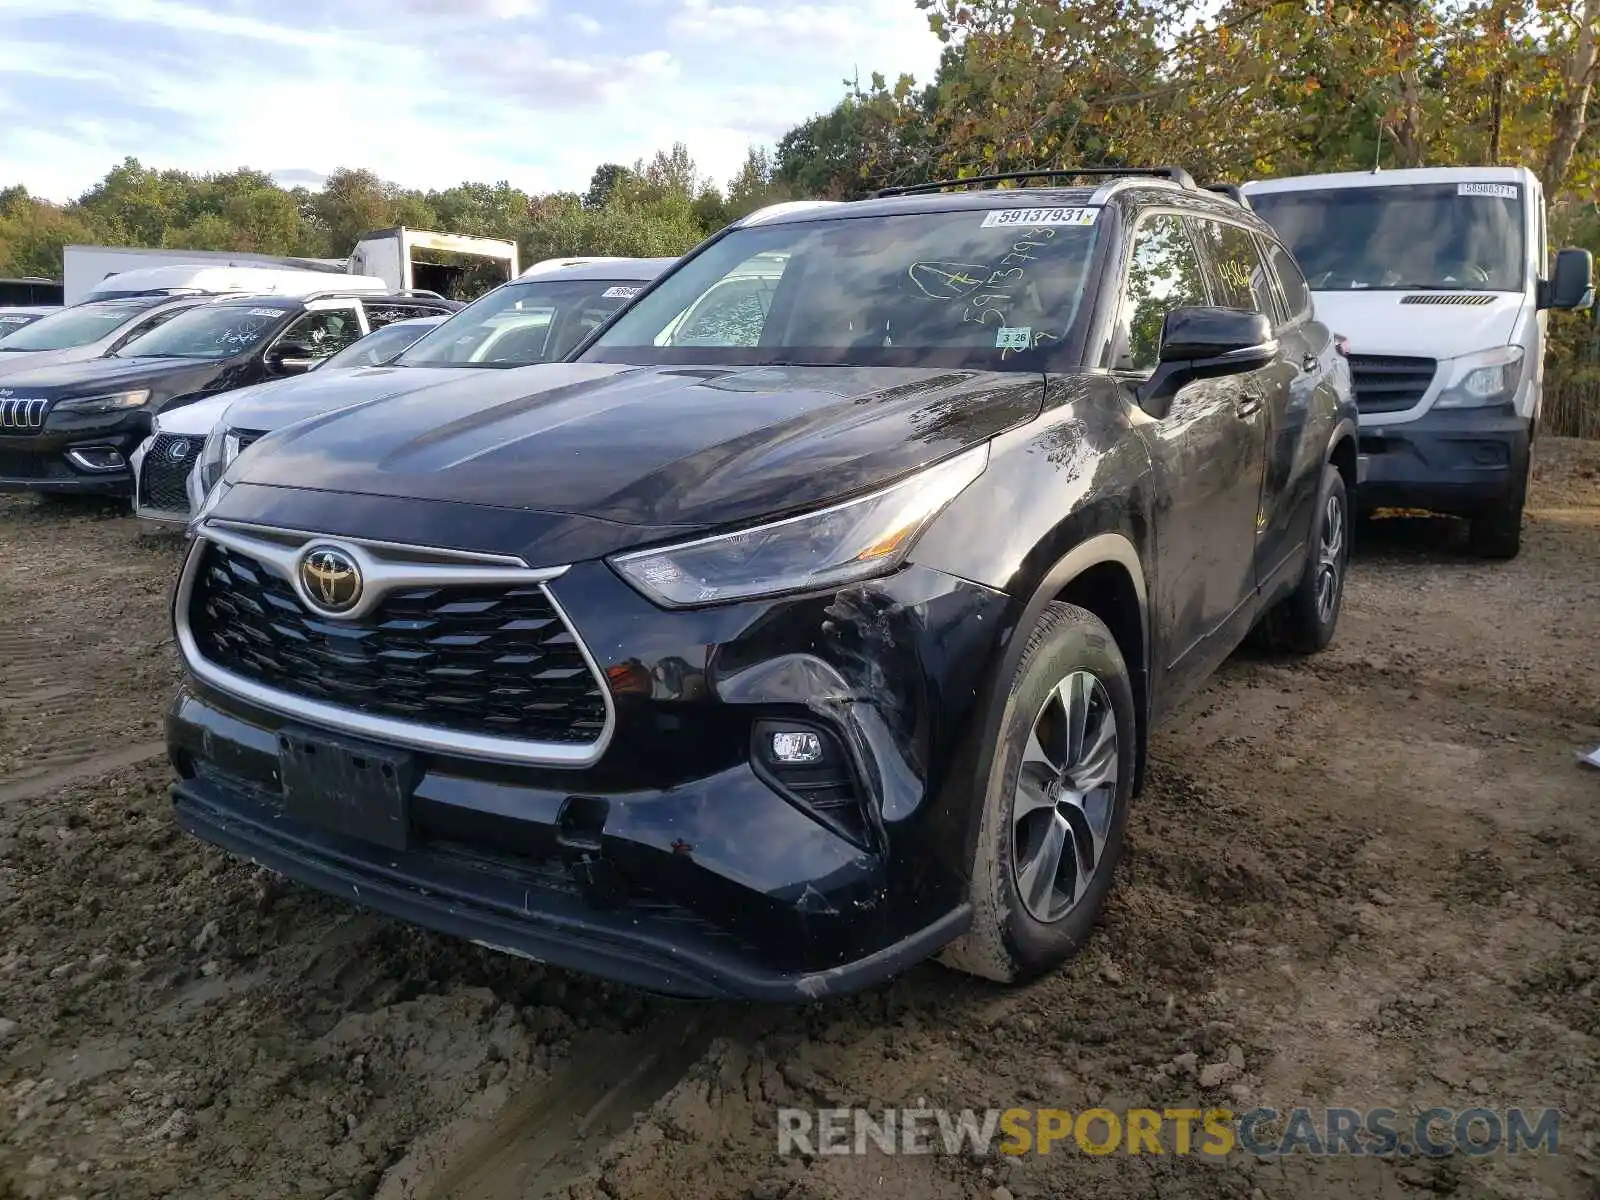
[1467,465,1527,560]
[939,602,1137,984]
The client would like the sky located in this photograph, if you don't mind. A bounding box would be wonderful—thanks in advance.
[0,0,946,203]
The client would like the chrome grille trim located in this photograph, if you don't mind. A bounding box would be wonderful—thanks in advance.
[0,398,47,430]
[174,524,614,768]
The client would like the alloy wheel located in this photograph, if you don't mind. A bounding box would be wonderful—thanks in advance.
[1010,670,1120,923]
[1315,490,1346,625]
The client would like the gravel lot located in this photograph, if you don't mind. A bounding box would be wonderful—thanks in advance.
[1,439,1597,1200]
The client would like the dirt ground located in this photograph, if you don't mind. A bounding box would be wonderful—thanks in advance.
[1,440,1598,1200]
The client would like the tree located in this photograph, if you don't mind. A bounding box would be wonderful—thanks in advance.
[584,163,630,209]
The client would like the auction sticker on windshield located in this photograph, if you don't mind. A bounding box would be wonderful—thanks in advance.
[603,286,643,299]
[1458,183,1518,199]
[980,207,1098,228]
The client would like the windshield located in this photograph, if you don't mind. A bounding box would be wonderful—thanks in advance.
[0,303,144,351]
[396,278,649,368]
[581,209,1101,369]
[1250,183,1525,291]
[0,313,42,336]
[116,304,288,360]
[320,321,436,370]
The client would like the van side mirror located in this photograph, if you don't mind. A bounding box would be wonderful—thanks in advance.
[1138,307,1278,418]
[1545,247,1594,311]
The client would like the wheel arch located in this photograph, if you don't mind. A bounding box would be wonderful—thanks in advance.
[1327,417,1358,494]
[933,530,1154,894]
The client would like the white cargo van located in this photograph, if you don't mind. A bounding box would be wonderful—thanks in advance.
[1244,166,1594,558]
[81,264,389,303]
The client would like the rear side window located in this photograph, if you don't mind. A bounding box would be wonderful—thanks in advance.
[1265,242,1313,324]
[364,302,443,329]
[1193,220,1278,316]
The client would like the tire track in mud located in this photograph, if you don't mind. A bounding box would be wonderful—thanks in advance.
[377,1005,770,1200]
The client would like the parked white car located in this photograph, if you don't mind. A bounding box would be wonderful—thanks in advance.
[131,314,447,526]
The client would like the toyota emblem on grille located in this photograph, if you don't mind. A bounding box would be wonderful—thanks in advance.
[298,545,363,614]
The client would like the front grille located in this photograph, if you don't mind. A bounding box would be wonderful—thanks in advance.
[231,427,265,454]
[138,433,199,515]
[0,397,46,431]
[187,542,608,745]
[1348,354,1437,414]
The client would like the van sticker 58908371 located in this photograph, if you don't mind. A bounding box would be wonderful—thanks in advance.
[1458,183,1518,199]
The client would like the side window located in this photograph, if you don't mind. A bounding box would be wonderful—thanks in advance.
[1113,214,1209,374]
[277,308,362,361]
[1265,241,1313,324]
[1194,220,1277,316]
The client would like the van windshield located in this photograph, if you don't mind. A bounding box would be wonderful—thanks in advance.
[580,209,1102,369]
[1250,183,1525,291]
[0,303,145,351]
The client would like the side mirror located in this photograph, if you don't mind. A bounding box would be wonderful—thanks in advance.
[265,342,319,375]
[1139,307,1278,418]
[1546,247,1595,311]
[1158,306,1277,365]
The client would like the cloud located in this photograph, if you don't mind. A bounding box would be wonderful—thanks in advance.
[0,0,943,203]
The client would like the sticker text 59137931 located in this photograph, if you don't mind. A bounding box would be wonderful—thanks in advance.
[980,207,1098,229]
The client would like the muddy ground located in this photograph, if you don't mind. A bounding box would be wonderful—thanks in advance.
[1,440,1597,1200]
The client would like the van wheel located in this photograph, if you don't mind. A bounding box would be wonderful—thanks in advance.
[939,602,1137,984]
[1256,464,1349,654]
[1467,468,1526,560]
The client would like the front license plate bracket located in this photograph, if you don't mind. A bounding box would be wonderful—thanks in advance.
[278,727,419,852]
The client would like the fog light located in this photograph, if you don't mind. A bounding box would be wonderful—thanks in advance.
[65,447,126,472]
[770,730,823,764]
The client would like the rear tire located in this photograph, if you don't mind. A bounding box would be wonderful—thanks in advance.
[1467,467,1527,561]
[1256,464,1349,655]
[939,602,1137,984]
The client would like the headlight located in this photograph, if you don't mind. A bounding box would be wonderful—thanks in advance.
[196,425,229,494]
[1433,346,1524,409]
[610,445,989,608]
[53,388,151,415]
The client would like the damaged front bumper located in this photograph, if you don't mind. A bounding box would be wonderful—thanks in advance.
[169,559,1014,1000]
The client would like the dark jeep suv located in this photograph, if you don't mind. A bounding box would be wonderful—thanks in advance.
[169,169,1359,999]
[0,290,458,497]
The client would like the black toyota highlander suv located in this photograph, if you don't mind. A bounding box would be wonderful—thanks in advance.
[0,290,459,498]
[168,168,1360,999]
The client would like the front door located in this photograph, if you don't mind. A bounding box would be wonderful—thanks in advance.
[1110,213,1269,707]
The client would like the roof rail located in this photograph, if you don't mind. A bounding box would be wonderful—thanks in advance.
[874,167,1197,198]
[387,288,448,300]
[1203,183,1252,209]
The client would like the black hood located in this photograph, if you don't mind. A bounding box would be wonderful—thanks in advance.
[227,362,1044,530]
[0,354,233,408]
